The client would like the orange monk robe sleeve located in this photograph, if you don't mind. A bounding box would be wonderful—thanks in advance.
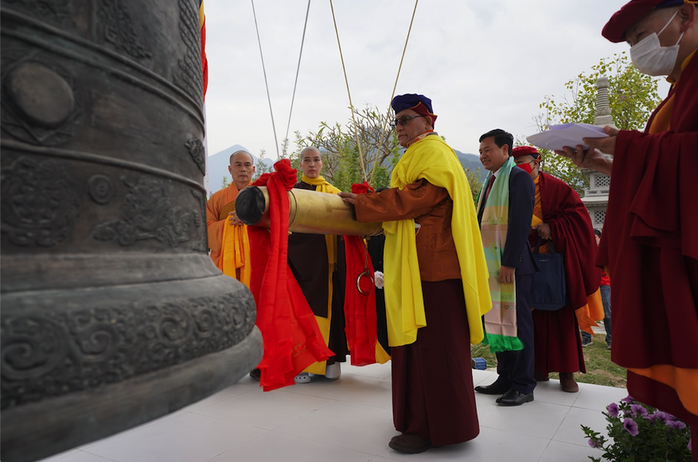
[354,179,461,283]
[354,179,449,223]
[206,186,234,268]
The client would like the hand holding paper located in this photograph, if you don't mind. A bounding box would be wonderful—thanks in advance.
[583,125,619,155]
[526,123,609,151]
[551,125,618,176]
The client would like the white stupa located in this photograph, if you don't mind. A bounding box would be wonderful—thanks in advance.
[580,76,613,230]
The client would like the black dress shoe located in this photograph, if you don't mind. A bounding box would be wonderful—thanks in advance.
[475,380,510,395]
[497,389,534,406]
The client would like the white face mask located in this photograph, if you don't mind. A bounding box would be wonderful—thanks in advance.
[630,10,684,76]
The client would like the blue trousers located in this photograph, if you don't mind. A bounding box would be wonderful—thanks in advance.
[581,285,611,345]
[494,274,536,394]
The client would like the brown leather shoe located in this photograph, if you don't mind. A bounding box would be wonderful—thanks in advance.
[559,372,579,393]
[389,434,432,454]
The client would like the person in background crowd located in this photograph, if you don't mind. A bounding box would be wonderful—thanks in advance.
[206,150,256,285]
[287,147,347,383]
[474,130,537,406]
[597,228,612,350]
[512,146,601,394]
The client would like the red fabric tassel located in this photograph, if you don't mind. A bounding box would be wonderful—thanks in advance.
[248,160,333,391]
[352,181,374,194]
[341,182,379,366]
[343,236,379,366]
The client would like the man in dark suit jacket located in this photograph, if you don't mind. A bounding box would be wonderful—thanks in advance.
[475,129,537,406]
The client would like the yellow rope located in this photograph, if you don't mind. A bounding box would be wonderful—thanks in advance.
[329,0,366,180]
[370,0,419,184]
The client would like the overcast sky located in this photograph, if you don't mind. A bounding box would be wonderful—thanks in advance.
[203,0,667,159]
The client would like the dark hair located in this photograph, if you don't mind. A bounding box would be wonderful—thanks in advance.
[479,129,513,156]
[594,229,602,237]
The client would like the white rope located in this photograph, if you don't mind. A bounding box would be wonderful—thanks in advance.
[329,0,366,179]
[370,0,419,184]
[251,0,280,158]
[284,0,313,150]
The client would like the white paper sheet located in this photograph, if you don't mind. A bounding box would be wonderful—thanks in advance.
[526,123,609,151]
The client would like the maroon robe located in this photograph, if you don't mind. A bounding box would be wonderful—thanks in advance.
[530,172,601,375]
[355,180,479,446]
[597,53,698,426]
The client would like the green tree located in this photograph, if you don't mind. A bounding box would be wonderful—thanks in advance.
[221,175,230,189]
[534,52,662,194]
[465,167,483,205]
[280,137,290,159]
[252,148,273,181]
[293,105,401,191]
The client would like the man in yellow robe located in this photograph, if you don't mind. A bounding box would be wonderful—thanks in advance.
[206,150,256,287]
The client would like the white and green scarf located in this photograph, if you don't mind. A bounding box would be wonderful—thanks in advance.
[476,157,523,353]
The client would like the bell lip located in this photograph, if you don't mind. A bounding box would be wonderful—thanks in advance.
[0,327,263,462]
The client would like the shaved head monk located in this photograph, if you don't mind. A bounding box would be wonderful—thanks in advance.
[556,0,698,456]
[286,146,348,383]
[206,150,256,286]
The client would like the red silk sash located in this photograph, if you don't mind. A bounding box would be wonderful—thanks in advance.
[248,160,333,391]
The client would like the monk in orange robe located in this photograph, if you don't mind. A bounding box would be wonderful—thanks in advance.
[206,150,256,287]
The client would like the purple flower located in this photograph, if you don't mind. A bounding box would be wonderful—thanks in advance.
[621,395,636,404]
[623,417,639,436]
[688,437,692,451]
[653,411,672,423]
[607,402,620,418]
[644,413,657,422]
[631,404,648,417]
[666,420,687,431]
[588,438,601,448]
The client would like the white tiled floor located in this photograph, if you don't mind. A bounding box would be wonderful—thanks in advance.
[39,363,627,462]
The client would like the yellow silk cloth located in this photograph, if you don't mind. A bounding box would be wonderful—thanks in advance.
[375,337,391,364]
[530,176,547,252]
[206,182,251,287]
[626,49,698,416]
[530,176,602,334]
[384,135,491,347]
[219,203,251,287]
[299,174,341,375]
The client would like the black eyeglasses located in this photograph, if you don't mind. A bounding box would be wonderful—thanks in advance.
[390,115,425,129]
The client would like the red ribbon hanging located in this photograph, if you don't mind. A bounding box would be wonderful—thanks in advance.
[248,159,333,391]
[342,182,379,366]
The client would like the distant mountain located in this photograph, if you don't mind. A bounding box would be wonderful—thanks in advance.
[454,150,487,182]
[207,145,274,194]
[206,145,486,194]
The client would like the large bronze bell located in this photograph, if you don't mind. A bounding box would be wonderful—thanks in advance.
[0,2,263,461]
